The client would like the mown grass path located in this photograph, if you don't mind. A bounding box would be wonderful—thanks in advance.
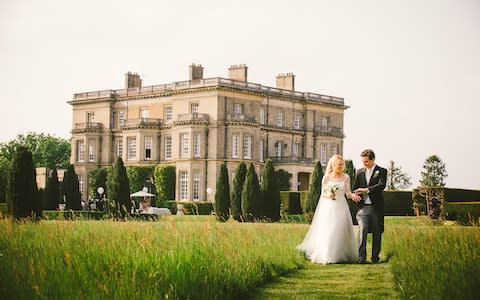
[251,260,399,299]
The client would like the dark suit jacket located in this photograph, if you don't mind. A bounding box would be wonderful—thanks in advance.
[353,165,387,233]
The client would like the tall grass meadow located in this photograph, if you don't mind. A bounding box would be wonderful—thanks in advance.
[0,217,306,299]
[384,221,480,299]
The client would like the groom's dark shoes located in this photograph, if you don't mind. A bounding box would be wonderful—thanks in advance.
[372,257,379,263]
[358,260,366,264]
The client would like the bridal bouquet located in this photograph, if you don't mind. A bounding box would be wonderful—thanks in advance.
[327,182,340,200]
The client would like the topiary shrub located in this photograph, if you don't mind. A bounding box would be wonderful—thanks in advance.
[230,162,246,221]
[242,163,261,222]
[62,164,82,211]
[7,147,41,219]
[261,160,280,222]
[214,163,230,221]
[305,161,323,223]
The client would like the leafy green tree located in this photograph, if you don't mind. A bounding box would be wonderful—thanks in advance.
[0,132,70,169]
[241,163,262,222]
[154,165,176,204]
[275,169,292,191]
[62,164,82,210]
[230,162,246,221]
[7,146,41,219]
[420,155,448,187]
[344,159,356,190]
[261,160,281,222]
[107,157,131,217]
[214,163,230,222]
[44,168,60,210]
[387,160,411,190]
[0,132,70,203]
[305,160,324,223]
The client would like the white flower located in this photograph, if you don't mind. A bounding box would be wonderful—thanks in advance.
[327,182,339,194]
[373,170,380,177]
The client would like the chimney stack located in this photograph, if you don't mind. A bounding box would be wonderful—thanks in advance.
[276,73,295,91]
[125,72,142,89]
[228,64,248,82]
[189,63,204,80]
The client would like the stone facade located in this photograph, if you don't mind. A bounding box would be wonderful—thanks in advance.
[69,64,348,201]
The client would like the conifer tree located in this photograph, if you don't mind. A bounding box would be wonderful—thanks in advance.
[7,146,41,219]
[107,157,131,217]
[261,159,281,222]
[62,164,82,210]
[344,159,356,190]
[305,160,324,223]
[241,163,261,222]
[214,163,230,222]
[44,168,60,210]
[420,155,447,187]
[230,162,246,221]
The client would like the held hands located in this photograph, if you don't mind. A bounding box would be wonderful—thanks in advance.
[350,192,362,203]
[351,188,368,203]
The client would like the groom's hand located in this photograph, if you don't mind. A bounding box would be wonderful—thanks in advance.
[354,188,369,195]
[351,193,361,203]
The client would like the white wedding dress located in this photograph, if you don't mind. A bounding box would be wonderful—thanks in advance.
[297,174,357,264]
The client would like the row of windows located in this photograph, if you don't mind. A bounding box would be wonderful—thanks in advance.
[109,105,330,129]
[77,136,338,163]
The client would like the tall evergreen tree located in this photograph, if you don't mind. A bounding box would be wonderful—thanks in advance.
[344,159,356,190]
[420,155,448,187]
[241,163,261,222]
[107,157,131,217]
[305,160,324,223]
[261,159,281,222]
[214,163,230,222]
[230,162,246,221]
[62,164,82,210]
[7,146,41,219]
[44,168,60,210]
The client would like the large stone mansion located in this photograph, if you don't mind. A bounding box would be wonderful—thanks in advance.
[69,64,347,201]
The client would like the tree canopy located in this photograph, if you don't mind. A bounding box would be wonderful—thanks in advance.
[420,155,448,187]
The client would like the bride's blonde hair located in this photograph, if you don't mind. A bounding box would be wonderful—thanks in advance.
[325,154,345,175]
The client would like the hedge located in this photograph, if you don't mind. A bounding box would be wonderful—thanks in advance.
[444,189,480,203]
[280,192,302,215]
[384,190,414,216]
[176,201,214,215]
[444,202,480,225]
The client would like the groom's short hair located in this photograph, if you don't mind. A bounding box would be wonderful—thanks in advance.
[361,149,375,160]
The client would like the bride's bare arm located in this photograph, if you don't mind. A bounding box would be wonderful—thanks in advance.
[345,175,361,202]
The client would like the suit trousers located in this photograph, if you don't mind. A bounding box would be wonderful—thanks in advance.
[356,205,382,262]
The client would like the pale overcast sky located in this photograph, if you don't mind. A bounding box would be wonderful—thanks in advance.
[1,0,479,189]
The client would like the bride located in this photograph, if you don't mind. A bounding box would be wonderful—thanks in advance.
[297,155,361,264]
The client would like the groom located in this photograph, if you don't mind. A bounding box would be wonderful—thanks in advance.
[352,149,387,264]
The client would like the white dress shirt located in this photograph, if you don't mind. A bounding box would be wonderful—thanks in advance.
[364,165,376,204]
